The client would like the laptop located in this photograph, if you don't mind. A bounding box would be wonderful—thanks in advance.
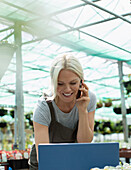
[38,142,119,170]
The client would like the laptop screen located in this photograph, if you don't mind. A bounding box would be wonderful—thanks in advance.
[38,142,119,170]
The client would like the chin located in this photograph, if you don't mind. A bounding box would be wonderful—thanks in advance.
[62,96,75,103]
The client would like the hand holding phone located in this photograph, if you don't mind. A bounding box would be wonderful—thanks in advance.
[76,80,82,99]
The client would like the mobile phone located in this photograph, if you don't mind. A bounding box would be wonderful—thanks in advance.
[76,80,82,99]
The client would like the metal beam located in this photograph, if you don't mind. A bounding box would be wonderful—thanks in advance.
[27,3,87,23]
[22,20,131,56]
[49,16,131,55]
[51,12,131,29]
[0,25,14,33]
[0,0,37,16]
[118,61,128,142]
[1,32,14,41]
[81,0,131,24]
[0,0,87,23]
[14,22,25,150]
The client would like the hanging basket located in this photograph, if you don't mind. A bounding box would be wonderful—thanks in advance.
[0,109,8,116]
[104,102,112,107]
[0,42,16,80]
[123,80,131,94]
[113,107,131,114]
[10,109,14,118]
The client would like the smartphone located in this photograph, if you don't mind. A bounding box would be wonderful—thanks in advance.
[76,80,82,99]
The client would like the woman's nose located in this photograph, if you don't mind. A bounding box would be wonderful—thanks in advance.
[64,85,71,91]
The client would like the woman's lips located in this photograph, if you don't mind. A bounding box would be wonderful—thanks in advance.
[63,93,73,97]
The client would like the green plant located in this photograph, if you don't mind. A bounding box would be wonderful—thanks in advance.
[104,98,112,107]
[25,111,33,120]
[0,107,8,116]
[10,109,14,118]
[96,99,103,109]
[123,74,131,95]
[0,117,7,128]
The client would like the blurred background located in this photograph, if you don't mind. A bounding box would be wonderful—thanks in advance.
[0,0,131,159]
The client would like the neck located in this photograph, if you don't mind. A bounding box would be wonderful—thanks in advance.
[54,97,75,113]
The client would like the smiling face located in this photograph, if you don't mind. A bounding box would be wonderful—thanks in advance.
[56,69,81,104]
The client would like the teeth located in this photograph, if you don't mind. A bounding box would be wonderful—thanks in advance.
[64,93,71,96]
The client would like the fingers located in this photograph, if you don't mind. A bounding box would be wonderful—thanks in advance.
[82,81,89,90]
[80,82,89,97]
[80,88,89,97]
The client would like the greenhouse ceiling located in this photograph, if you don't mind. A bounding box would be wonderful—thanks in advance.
[0,0,131,115]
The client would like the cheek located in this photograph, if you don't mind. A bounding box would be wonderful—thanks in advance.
[72,85,79,93]
[75,84,79,90]
[57,86,62,93]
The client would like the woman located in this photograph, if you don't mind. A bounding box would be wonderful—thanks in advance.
[29,53,97,169]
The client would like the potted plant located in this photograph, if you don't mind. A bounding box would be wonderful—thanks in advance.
[10,109,14,118]
[0,117,7,128]
[25,111,33,120]
[127,106,131,114]
[123,74,131,95]
[0,107,8,116]
[98,120,112,135]
[115,120,123,133]
[25,111,33,127]
[104,98,112,107]
[113,104,130,114]
[94,121,100,132]
[96,99,103,109]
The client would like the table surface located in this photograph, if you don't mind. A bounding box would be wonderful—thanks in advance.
[119,149,131,158]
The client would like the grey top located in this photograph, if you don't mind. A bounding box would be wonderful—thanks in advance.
[33,90,97,129]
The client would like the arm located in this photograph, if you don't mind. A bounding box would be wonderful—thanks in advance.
[33,121,49,161]
[77,110,95,143]
[76,81,95,143]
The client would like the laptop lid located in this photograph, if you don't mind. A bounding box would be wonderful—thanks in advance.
[38,142,119,170]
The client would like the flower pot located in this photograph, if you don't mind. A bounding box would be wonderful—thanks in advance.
[96,103,103,109]
[104,102,112,107]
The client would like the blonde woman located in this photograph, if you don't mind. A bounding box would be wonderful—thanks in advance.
[29,53,97,170]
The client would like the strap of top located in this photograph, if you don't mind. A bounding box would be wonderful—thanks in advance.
[46,100,56,121]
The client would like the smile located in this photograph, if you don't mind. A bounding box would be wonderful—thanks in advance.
[63,93,73,97]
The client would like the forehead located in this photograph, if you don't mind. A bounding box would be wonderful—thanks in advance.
[58,69,79,80]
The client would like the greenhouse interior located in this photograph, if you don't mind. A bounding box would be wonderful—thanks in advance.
[0,0,131,169]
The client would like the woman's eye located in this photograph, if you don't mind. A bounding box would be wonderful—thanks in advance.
[70,82,77,85]
[58,83,63,86]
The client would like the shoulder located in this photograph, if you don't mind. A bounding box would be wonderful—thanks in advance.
[37,96,53,109]
[89,90,97,101]
[87,90,97,112]
[33,96,52,126]
[34,96,50,114]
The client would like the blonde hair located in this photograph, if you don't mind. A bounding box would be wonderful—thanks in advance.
[50,53,84,98]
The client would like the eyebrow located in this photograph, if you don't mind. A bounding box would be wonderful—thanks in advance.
[58,78,79,82]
